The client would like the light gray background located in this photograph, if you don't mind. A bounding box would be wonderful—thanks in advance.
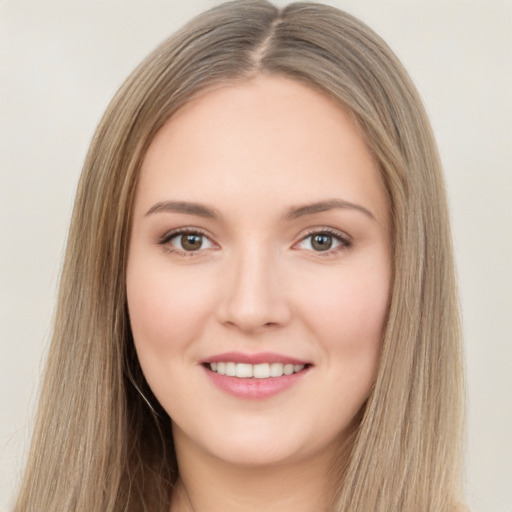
[1,1,511,511]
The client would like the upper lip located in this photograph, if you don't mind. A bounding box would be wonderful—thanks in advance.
[202,351,311,366]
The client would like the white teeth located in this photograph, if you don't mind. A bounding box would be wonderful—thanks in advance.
[253,363,270,379]
[208,361,307,379]
[270,362,284,377]
[226,362,236,377]
[217,362,226,375]
[283,364,294,375]
[236,363,253,378]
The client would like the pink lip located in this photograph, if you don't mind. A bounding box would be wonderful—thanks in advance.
[201,352,312,400]
[202,351,310,366]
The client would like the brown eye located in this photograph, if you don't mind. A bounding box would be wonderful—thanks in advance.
[163,231,214,253]
[295,230,350,254]
[311,234,333,251]
[180,234,203,251]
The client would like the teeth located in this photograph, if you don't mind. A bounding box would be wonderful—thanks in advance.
[226,362,236,377]
[253,363,270,379]
[235,363,253,378]
[270,362,283,377]
[283,364,294,375]
[217,362,226,375]
[208,362,306,379]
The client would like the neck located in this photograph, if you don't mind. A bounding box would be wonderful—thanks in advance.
[170,427,350,512]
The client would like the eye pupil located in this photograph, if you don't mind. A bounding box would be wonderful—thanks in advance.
[181,234,202,251]
[311,234,332,251]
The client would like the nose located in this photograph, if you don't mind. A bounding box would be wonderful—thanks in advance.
[216,243,292,333]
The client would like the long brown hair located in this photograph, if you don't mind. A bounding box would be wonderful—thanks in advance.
[14,1,465,510]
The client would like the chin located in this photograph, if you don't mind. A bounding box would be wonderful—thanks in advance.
[208,442,305,468]
[176,416,345,470]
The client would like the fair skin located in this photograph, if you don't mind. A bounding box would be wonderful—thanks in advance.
[126,75,391,512]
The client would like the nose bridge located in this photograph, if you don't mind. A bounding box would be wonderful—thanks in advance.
[218,239,290,331]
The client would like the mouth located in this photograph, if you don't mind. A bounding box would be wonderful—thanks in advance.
[204,361,309,379]
[201,352,312,399]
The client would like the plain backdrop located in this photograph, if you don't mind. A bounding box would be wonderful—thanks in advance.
[0,1,511,511]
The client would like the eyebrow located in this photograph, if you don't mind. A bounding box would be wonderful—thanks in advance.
[145,198,376,221]
[145,201,219,218]
[283,199,376,221]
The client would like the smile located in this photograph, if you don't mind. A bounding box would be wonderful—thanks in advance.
[202,352,312,399]
[209,362,306,379]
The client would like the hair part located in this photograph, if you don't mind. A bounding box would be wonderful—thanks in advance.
[14,1,465,511]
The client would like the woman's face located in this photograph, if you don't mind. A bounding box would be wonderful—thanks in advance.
[127,75,391,468]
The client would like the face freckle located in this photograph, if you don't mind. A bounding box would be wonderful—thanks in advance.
[126,75,391,469]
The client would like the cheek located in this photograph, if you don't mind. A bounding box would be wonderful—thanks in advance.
[322,275,389,418]
[303,264,390,347]
[298,257,390,404]
[125,259,217,414]
[126,258,213,363]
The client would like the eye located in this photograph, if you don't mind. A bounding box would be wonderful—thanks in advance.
[296,229,351,253]
[160,229,215,254]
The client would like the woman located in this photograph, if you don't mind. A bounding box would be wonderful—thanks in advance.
[13,1,465,511]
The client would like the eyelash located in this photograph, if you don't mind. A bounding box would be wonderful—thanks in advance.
[296,227,353,256]
[158,227,215,256]
[158,227,352,257]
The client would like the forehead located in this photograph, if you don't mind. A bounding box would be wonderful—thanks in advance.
[136,75,387,225]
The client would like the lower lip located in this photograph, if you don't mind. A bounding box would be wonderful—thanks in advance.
[203,366,310,399]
